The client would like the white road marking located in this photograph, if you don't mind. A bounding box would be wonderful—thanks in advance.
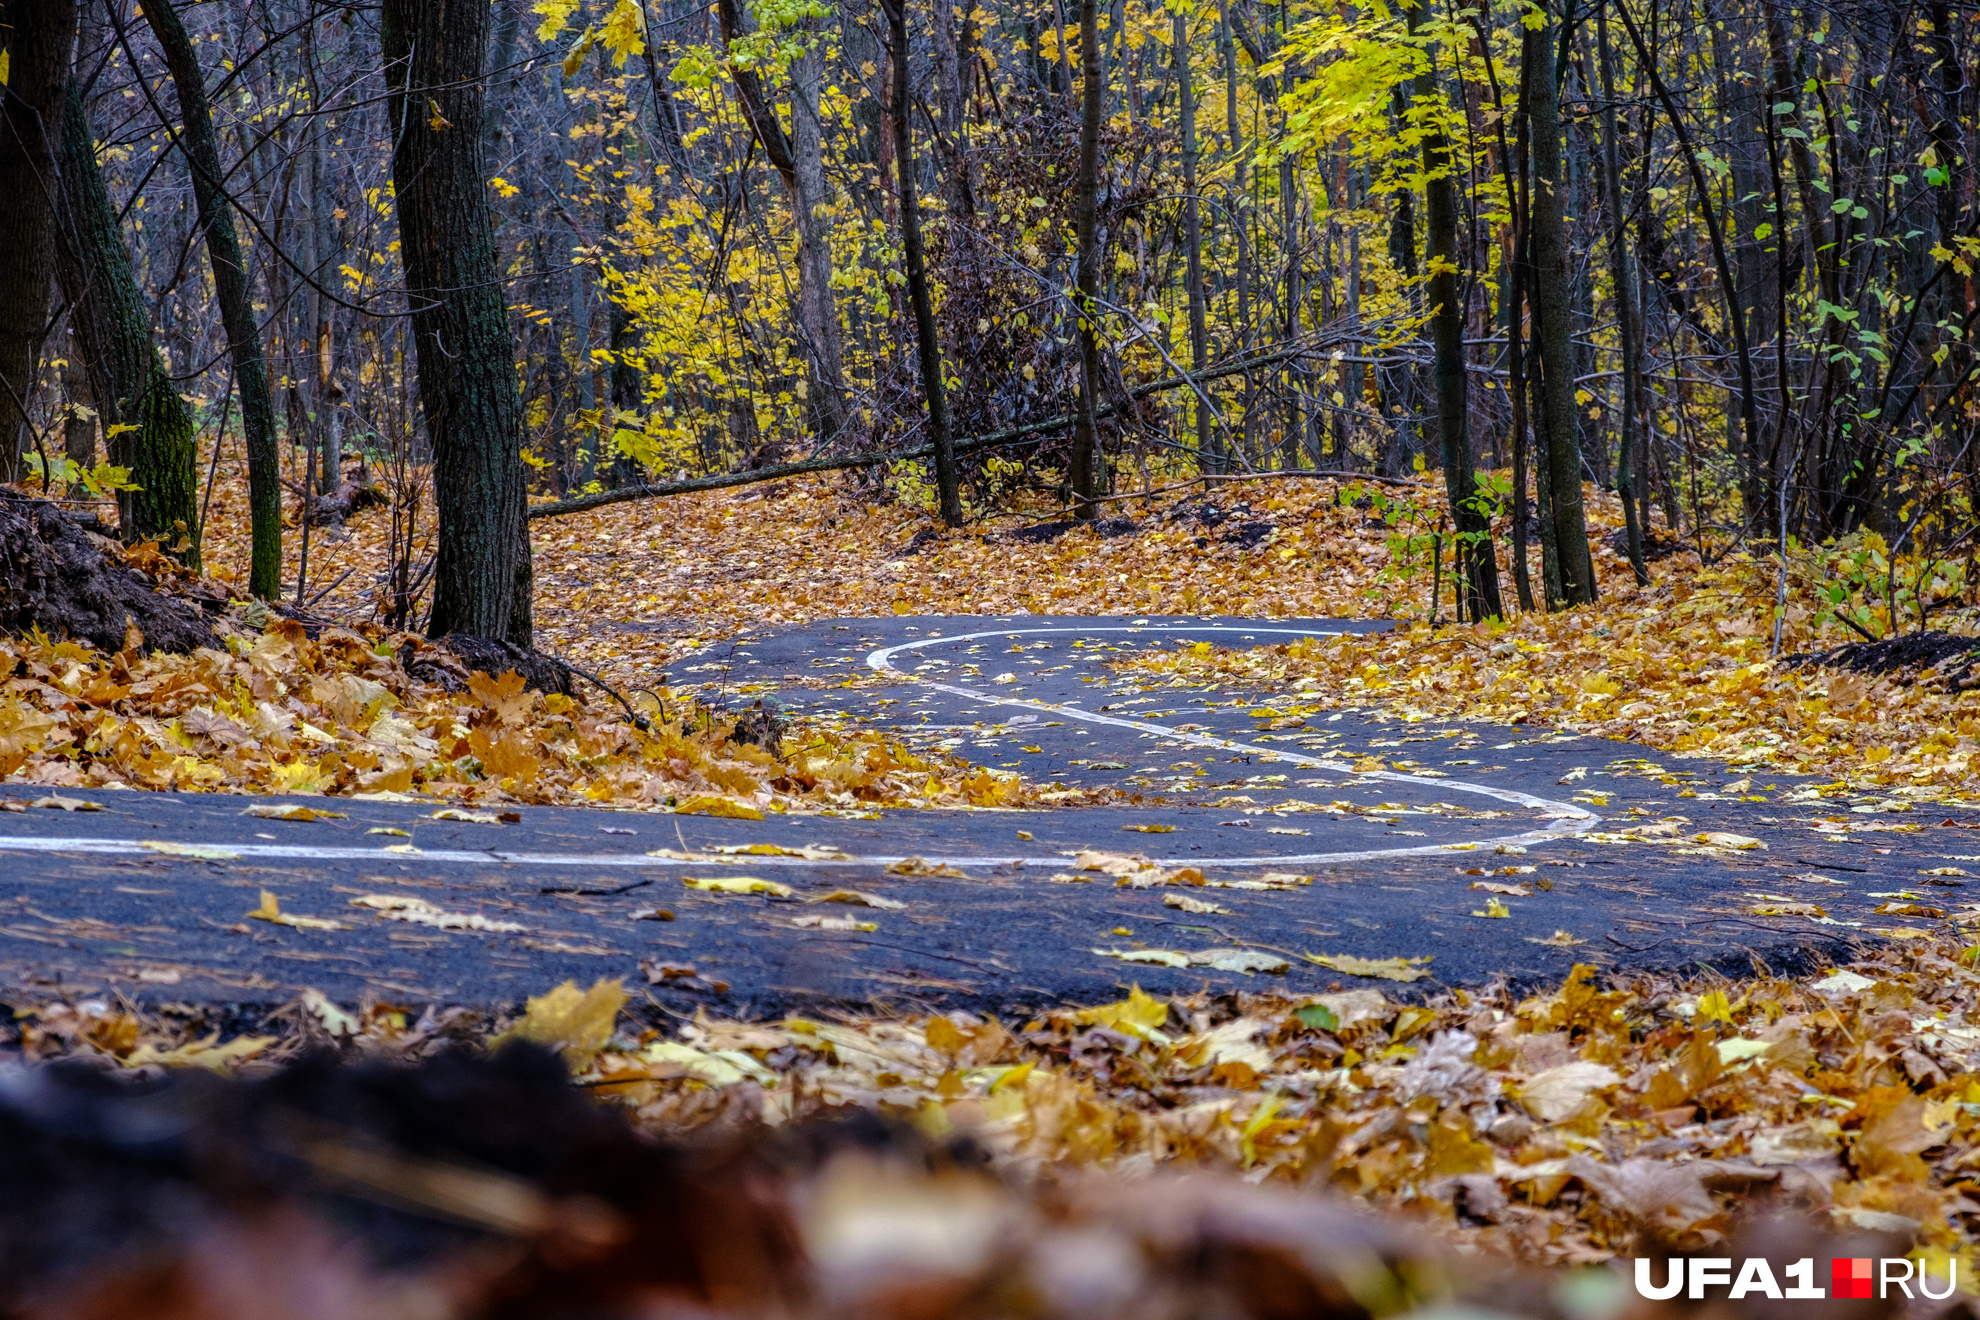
[865,623,1599,855]
[0,622,1598,872]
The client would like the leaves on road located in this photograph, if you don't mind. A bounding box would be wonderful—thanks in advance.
[244,889,348,930]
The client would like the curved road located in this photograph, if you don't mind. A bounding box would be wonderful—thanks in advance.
[0,615,1951,1018]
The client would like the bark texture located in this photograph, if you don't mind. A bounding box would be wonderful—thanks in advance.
[0,0,76,486]
[883,0,962,526]
[1411,0,1501,621]
[143,0,282,598]
[1174,11,1215,472]
[1525,6,1595,607]
[1068,0,1104,518]
[53,79,199,562]
[382,0,534,647]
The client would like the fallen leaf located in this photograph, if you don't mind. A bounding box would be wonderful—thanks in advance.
[350,894,527,932]
[712,842,850,859]
[490,977,626,1069]
[244,803,347,821]
[683,875,793,896]
[790,914,877,931]
[1518,1061,1623,1122]
[672,796,765,820]
[886,856,967,877]
[1164,893,1230,915]
[431,807,520,824]
[1093,947,1289,974]
[640,962,730,994]
[1749,901,1828,917]
[143,841,241,861]
[1694,831,1765,850]
[31,794,102,811]
[809,889,906,909]
[1715,1038,1772,1065]
[245,889,348,930]
[125,1033,276,1071]
[1302,952,1434,982]
[1075,986,1171,1036]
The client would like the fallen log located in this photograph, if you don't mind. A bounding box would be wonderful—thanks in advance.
[525,346,1314,521]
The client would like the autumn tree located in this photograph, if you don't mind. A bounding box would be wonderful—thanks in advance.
[0,0,76,488]
[382,0,533,645]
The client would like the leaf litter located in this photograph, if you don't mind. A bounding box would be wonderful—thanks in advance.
[22,937,1980,1279]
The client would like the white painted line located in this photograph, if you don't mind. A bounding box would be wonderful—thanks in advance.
[0,830,1585,869]
[865,623,1599,853]
[0,622,1598,874]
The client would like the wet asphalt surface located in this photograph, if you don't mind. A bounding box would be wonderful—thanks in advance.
[3,614,1974,1020]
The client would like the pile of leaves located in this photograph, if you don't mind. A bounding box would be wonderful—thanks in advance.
[1120,559,1980,804]
[13,939,1980,1277]
[0,616,1045,810]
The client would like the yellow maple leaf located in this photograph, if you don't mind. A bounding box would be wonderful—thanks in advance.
[492,977,627,1070]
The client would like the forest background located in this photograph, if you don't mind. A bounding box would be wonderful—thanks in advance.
[0,0,1972,654]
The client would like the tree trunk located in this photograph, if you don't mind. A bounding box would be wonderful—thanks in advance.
[1069,0,1105,518]
[931,0,974,213]
[1174,11,1215,472]
[382,0,534,646]
[883,0,962,525]
[1596,0,1648,585]
[61,357,96,479]
[143,0,283,597]
[0,0,76,487]
[789,29,848,439]
[1378,79,1420,478]
[1525,4,1595,607]
[1411,0,1501,621]
[716,0,846,443]
[53,78,200,564]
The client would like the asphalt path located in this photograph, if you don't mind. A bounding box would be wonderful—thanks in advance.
[2,614,1971,1020]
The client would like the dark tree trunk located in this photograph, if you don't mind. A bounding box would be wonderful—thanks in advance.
[1068,0,1104,518]
[1526,4,1595,607]
[1482,23,1536,612]
[53,79,199,564]
[1412,0,1501,621]
[1175,10,1216,472]
[1596,0,1648,585]
[0,0,76,487]
[881,0,961,526]
[143,0,283,598]
[382,0,534,646]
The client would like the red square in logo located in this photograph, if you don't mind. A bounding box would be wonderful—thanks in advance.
[1832,1258,1874,1300]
